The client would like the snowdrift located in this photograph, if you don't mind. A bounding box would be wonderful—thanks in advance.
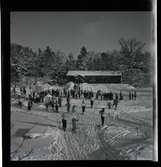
[37,104,46,109]
[78,83,135,93]
[23,126,59,139]
[79,83,94,92]
[63,83,136,93]
[88,84,136,93]
[64,82,75,91]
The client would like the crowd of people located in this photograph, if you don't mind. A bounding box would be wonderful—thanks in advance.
[16,84,137,133]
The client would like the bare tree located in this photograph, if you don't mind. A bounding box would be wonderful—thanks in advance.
[10,135,34,161]
[118,38,146,69]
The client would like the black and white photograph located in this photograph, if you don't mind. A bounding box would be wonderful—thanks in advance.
[9,6,157,161]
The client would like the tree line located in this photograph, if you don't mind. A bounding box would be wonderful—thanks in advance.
[11,38,154,87]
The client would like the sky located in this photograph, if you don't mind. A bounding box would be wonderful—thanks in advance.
[10,12,154,58]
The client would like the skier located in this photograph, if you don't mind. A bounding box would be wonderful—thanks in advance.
[62,110,67,131]
[82,100,86,115]
[71,115,79,134]
[99,108,105,127]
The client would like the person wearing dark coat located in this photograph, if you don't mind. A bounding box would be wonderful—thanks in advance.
[134,91,137,100]
[78,87,81,98]
[20,87,23,93]
[101,93,103,100]
[23,87,26,95]
[58,95,62,107]
[33,91,35,98]
[107,92,110,100]
[96,91,98,99]
[111,92,113,100]
[115,93,119,100]
[67,91,70,98]
[52,89,54,96]
[109,91,113,100]
[99,108,105,126]
[82,100,86,114]
[55,101,59,112]
[112,98,119,109]
[131,91,134,100]
[65,102,71,113]
[28,100,32,111]
[73,90,75,98]
[119,91,123,100]
[51,96,55,110]
[18,98,22,108]
[62,110,67,131]
[129,91,131,100]
[66,96,70,104]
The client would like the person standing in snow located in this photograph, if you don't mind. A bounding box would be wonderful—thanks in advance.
[115,93,119,100]
[66,95,70,104]
[90,96,94,108]
[51,95,55,111]
[82,100,86,115]
[129,91,131,100]
[58,95,62,107]
[55,100,59,112]
[78,87,81,98]
[96,91,99,99]
[18,98,23,108]
[23,87,26,95]
[112,97,119,109]
[71,115,79,134]
[119,91,123,100]
[99,108,105,126]
[107,100,112,109]
[28,99,32,111]
[131,91,134,100]
[134,91,137,100]
[45,96,50,111]
[62,110,68,131]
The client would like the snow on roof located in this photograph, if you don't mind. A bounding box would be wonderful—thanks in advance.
[66,71,122,76]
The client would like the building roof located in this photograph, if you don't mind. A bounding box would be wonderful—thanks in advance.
[66,71,122,76]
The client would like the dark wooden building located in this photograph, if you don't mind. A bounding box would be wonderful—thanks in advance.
[66,71,122,84]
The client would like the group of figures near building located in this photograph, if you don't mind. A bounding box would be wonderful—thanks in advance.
[129,91,137,100]
[17,84,137,133]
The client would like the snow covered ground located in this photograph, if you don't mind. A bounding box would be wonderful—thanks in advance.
[10,86,154,161]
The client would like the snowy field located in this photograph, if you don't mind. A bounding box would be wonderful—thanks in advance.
[10,85,154,160]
